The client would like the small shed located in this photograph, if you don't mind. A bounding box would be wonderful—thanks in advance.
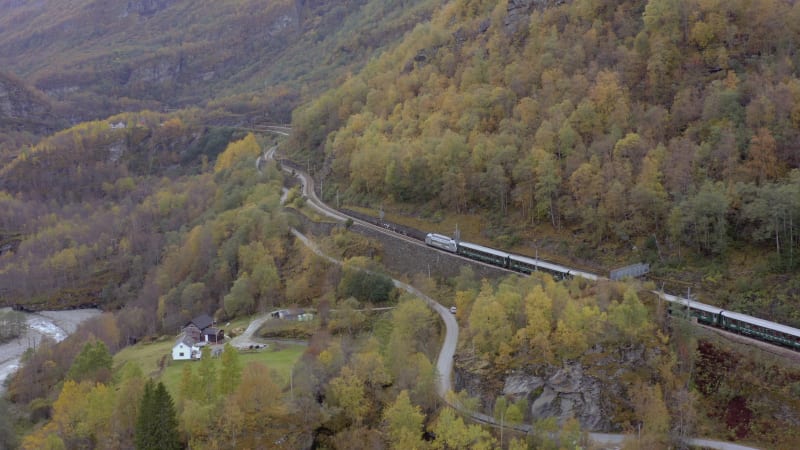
[202,327,225,343]
[172,335,200,361]
[272,308,313,321]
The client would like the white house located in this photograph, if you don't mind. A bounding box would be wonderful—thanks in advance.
[172,334,200,361]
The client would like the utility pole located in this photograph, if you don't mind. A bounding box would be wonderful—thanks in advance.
[499,409,505,449]
[686,287,691,319]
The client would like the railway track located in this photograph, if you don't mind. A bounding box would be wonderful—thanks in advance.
[271,149,522,276]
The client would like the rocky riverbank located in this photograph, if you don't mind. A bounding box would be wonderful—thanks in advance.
[0,308,101,391]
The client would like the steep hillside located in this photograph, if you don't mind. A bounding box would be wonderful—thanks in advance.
[288,0,800,325]
[0,112,243,310]
[0,70,59,166]
[0,71,52,125]
[0,0,438,122]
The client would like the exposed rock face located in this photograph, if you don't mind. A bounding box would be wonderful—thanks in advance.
[523,362,609,431]
[456,344,658,432]
[503,373,545,397]
[496,363,611,431]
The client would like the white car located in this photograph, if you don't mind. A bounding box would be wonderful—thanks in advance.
[450,306,457,314]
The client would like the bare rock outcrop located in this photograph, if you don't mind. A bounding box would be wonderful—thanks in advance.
[456,344,658,432]
[496,363,611,431]
[522,362,609,431]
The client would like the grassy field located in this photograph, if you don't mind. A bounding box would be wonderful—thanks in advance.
[113,338,306,397]
[114,337,176,378]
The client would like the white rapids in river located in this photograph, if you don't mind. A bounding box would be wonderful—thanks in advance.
[0,308,101,390]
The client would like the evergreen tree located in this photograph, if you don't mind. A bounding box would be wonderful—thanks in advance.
[67,340,112,383]
[136,380,181,450]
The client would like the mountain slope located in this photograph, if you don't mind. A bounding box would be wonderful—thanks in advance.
[0,70,59,165]
[0,71,54,128]
[287,0,800,323]
[0,0,438,122]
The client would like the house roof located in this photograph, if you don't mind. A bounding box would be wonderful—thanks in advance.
[175,334,195,348]
[187,314,214,331]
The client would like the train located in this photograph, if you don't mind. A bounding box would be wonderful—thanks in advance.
[278,150,800,352]
[424,233,598,281]
[663,293,800,351]
[424,233,800,351]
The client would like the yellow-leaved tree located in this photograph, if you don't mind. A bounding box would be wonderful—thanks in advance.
[215,133,261,173]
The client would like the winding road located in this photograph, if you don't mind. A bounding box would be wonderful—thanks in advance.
[263,144,761,450]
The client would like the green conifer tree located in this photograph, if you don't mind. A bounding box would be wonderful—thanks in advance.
[136,380,182,450]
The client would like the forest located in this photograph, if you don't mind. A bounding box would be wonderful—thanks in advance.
[288,0,800,326]
[0,132,483,449]
[2,0,800,448]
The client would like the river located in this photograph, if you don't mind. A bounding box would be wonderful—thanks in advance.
[0,308,102,391]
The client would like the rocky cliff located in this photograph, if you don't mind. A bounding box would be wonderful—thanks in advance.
[456,344,655,432]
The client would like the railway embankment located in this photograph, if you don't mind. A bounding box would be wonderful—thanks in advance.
[286,206,510,281]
